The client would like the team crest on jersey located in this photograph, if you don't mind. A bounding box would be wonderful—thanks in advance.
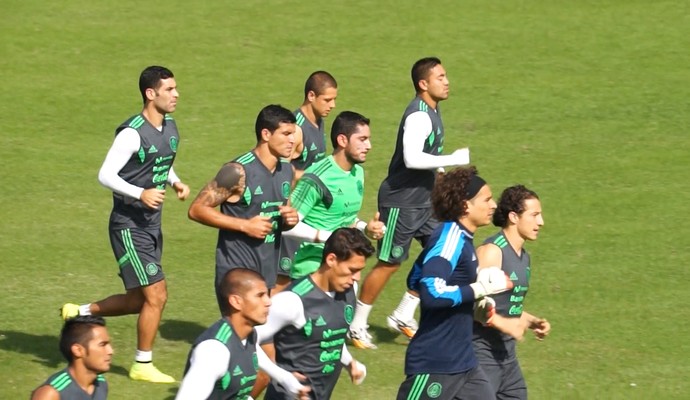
[427,382,442,398]
[282,181,290,199]
[169,136,178,153]
[279,257,292,272]
[145,263,158,276]
[356,180,363,196]
[344,305,354,324]
[392,246,404,259]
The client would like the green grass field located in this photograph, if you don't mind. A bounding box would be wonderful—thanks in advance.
[2,0,689,398]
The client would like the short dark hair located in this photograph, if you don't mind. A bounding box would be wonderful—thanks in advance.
[59,316,106,363]
[254,104,297,142]
[321,227,375,264]
[219,268,265,314]
[411,57,442,93]
[431,166,480,221]
[492,185,540,228]
[139,65,174,104]
[330,111,370,148]
[304,71,337,97]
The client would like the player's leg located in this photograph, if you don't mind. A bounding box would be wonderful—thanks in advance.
[496,359,527,400]
[274,236,298,293]
[454,366,494,400]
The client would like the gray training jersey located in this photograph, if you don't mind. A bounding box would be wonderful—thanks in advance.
[184,318,258,400]
[215,151,293,287]
[292,109,326,171]
[378,97,444,208]
[42,368,108,400]
[109,113,179,229]
[473,231,531,359]
[267,277,356,400]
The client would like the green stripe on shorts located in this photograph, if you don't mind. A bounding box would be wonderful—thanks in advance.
[379,207,399,262]
[408,373,429,400]
[122,229,148,286]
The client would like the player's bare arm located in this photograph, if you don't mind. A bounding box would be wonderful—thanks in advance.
[290,125,305,161]
[476,243,503,269]
[189,162,271,238]
[30,385,60,400]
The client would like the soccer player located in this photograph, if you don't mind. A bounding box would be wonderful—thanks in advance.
[397,167,512,400]
[282,111,385,280]
[176,269,271,400]
[276,71,338,291]
[350,57,471,349]
[256,228,374,400]
[188,104,299,311]
[472,185,551,399]
[32,316,112,400]
[61,66,189,383]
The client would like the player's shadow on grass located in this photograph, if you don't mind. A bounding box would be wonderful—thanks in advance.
[368,324,407,345]
[159,319,206,344]
[0,330,129,377]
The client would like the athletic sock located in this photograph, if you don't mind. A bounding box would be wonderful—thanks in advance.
[393,292,420,322]
[79,304,92,316]
[135,350,153,363]
[351,300,373,330]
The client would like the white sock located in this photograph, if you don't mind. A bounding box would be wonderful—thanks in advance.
[351,300,373,330]
[135,350,152,363]
[393,292,420,322]
[79,304,92,316]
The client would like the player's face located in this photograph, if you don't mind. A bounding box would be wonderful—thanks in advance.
[82,326,113,374]
[241,280,272,326]
[466,185,497,228]
[329,254,366,292]
[515,198,544,241]
[311,87,338,118]
[424,65,449,102]
[267,122,296,158]
[151,78,179,114]
[344,124,372,164]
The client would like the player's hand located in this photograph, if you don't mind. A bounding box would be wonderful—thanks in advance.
[470,266,513,299]
[242,215,273,239]
[140,188,166,209]
[280,200,299,229]
[473,296,496,326]
[452,148,470,166]
[365,212,386,240]
[348,360,367,385]
[531,318,551,340]
[172,181,190,201]
[290,372,312,400]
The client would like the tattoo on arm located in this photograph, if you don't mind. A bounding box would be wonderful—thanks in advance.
[193,163,245,207]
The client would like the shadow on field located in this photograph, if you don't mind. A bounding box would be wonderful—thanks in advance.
[0,331,62,368]
[159,319,206,344]
[369,324,407,345]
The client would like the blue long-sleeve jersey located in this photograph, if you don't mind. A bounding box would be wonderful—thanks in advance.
[404,221,479,375]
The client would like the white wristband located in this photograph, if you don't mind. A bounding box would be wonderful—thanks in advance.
[355,220,368,232]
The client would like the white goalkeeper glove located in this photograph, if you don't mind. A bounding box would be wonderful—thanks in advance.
[473,296,496,326]
[470,267,513,299]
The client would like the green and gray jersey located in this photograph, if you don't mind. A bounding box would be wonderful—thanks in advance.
[184,318,258,400]
[43,368,108,400]
[110,113,179,228]
[378,96,444,208]
[289,156,364,278]
[271,276,356,400]
[292,108,326,171]
[216,151,293,288]
[473,231,531,356]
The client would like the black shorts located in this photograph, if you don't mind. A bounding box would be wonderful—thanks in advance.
[480,357,526,399]
[377,206,438,264]
[277,237,300,277]
[397,367,493,400]
[109,227,164,290]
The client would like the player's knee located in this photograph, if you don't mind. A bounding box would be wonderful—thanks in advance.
[144,281,168,308]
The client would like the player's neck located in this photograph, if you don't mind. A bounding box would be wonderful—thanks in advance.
[457,217,476,234]
[253,144,279,172]
[227,316,252,341]
[68,365,97,395]
[502,228,526,256]
[332,150,353,172]
[418,92,439,110]
[310,270,332,293]
[300,104,320,128]
[141,105,165,129]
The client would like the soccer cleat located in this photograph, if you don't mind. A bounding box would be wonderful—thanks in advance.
[386,314,418,339]
[347,326,378,350]
[129,362,175,383]
[60,303,80,321]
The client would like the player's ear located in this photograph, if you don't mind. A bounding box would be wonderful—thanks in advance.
[71,343,86,359]
[145,87,157,101]
[307,90,317,103]
[228,294,243,311]
[324,252,338,269]
[508,211,519,225]
[418,78,429,92]
[260,128,272,143]
[336,133,348,148]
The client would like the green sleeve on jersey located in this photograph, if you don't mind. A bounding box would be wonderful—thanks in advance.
[291,175,323,217]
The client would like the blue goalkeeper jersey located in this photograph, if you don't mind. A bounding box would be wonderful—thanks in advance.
[404,221,479,375]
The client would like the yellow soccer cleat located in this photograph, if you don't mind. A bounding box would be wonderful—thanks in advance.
[129,362,175,383]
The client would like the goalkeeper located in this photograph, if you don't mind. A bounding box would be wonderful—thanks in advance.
[397,167,512,400]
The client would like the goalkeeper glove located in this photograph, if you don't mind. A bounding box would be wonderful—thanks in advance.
[470,267,513,299]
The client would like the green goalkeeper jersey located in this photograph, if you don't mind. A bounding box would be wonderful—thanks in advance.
[289,155,364,278]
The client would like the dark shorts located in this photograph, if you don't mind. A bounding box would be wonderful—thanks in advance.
[480,357,526,400]
[377,206,438,264]
[397,367,493,400]
[277,237,300,277]
[109,227,164,290]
